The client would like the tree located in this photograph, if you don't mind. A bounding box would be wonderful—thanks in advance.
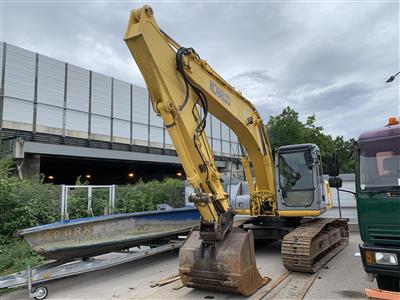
[267,107,304,148]
[267,106,354,174]
[332,136,355,173]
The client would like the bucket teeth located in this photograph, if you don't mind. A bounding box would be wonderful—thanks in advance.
[179,228,267,296]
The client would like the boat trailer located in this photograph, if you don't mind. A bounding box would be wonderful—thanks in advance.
[0,239,183,300]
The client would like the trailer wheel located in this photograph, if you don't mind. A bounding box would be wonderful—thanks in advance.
[33,286,48,300]
[376,275,400,292]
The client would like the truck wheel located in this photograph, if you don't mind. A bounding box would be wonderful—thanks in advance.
[376,275,400,292]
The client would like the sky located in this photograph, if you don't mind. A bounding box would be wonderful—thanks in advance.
[1,0,399,140]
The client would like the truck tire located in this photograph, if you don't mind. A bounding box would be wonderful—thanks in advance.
[376,275,400,292]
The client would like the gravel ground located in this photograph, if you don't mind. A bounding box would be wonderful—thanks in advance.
[3,233,375,300]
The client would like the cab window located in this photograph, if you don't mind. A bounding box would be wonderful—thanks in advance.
[279,151,314,207]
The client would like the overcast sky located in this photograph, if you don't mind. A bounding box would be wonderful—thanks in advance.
[1,1,399,139]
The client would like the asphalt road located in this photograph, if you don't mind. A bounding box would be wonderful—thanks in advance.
[4,233,375,300]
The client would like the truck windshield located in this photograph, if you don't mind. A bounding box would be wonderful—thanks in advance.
[359,136,400,191]
[279,151,314,206]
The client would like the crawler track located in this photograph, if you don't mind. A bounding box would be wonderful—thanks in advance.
[281,218,349,273]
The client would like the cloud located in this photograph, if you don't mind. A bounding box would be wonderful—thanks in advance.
[1,1,399,139]
[229,67,398,138]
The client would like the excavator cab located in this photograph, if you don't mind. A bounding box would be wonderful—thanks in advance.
[275,144,330,216]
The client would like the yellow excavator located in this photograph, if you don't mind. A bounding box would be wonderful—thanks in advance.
[124,5,349,296]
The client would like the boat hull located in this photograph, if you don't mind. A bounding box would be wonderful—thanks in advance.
[18,208,199,261]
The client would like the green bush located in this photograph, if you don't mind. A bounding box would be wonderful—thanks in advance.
[0,159,59,239]
[0,238,44,276]
[66,178,184,218]
[66,185,110,219]
[0,158,56,276]
[115,178,185,213]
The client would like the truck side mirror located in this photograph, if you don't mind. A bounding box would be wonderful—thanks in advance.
[327,153,340,177]
[329,177,342,188]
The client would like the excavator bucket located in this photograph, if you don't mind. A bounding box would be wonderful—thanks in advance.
[179,227,267,296]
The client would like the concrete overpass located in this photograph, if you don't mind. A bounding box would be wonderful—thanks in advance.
[0,42,241,183]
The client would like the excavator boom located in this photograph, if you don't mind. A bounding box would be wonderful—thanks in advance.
[124,5,269,295]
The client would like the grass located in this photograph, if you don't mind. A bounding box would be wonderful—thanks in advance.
[0,238,44,277]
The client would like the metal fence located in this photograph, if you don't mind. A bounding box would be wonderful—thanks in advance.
[60,185,116,221]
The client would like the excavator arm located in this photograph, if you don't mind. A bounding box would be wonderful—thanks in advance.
[124,4,276,230]
[124,5,271,295]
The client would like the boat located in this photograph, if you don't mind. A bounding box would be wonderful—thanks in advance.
[17,207,199,261]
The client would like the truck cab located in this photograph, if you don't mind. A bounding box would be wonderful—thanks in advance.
[357,117,400,291]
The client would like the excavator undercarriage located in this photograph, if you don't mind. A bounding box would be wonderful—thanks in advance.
[281,218,349,273]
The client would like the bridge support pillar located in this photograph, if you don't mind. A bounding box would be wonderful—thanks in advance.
[17,154,41,179]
